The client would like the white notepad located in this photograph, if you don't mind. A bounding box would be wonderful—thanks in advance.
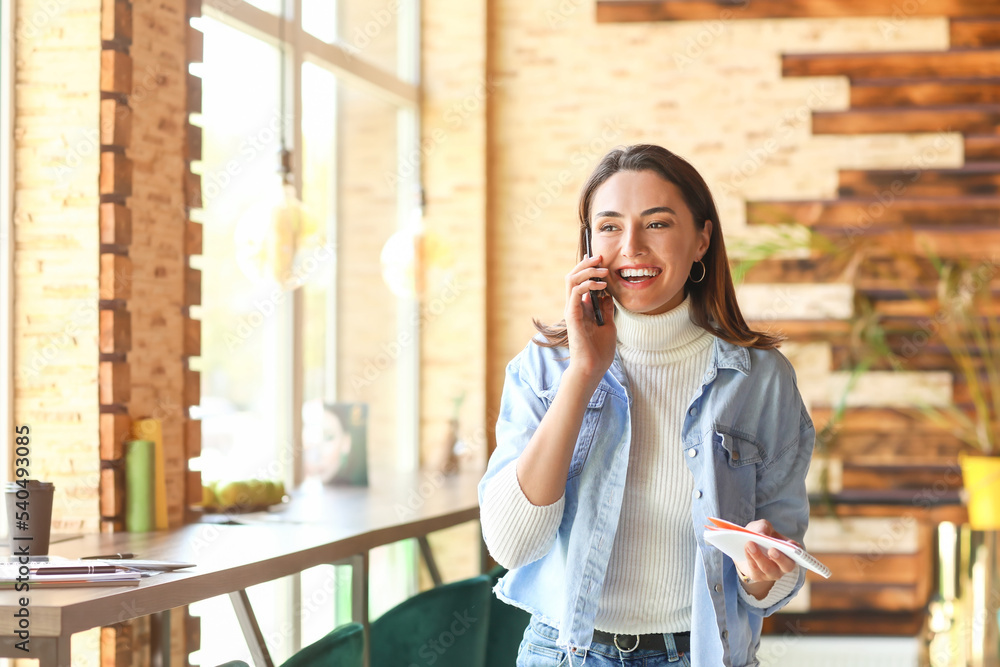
[703,517,831,579]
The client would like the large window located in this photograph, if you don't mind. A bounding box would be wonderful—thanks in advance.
[189,1,420,663]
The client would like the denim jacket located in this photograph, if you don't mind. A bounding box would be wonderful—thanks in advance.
[479,333,815,667]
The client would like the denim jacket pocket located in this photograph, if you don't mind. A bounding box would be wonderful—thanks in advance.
[714,429,762,468]
[567,387,608,479]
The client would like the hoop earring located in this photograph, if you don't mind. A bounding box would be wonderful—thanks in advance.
[689,259,706,283]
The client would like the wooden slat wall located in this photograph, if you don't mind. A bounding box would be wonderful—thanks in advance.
[596,0,1000,22]
[598,0,999,637]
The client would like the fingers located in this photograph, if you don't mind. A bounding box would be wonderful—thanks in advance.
[566,256,609,300]
[743,542,797,581]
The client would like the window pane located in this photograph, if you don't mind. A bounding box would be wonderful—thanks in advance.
[336,77,401,468]
[192,16,296,666]
[300,61,337,478]
[302,0,337,44]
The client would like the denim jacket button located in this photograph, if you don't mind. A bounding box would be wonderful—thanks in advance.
[694,490,702,499]
[731,451,740,462]
[688,449,697,458]
[714,584,723,593]
[689,407,698,416]
[722,630,729,640]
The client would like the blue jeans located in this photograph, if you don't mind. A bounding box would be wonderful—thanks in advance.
[517,616,693,667]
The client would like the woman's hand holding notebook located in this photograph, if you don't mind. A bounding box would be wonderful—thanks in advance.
[703,516,831,579]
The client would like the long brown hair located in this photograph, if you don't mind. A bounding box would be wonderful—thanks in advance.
[533,144,783,350]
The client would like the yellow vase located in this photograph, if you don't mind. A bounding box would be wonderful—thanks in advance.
[960,454,1000,530]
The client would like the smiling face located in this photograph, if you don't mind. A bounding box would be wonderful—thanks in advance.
[589,169,712,315]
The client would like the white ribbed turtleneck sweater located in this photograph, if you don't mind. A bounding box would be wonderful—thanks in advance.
[481,294,794,635]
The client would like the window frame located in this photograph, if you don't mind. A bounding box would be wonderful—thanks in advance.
[1,0,15,484]
[200,0,421,485]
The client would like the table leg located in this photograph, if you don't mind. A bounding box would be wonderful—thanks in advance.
[347,552,370,667]
[150,609,171,667]
[417,535,442,587]
[229,589,275,667]
[0,634,72,667]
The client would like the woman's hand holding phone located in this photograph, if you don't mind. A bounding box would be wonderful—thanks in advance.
[564,253,616,385]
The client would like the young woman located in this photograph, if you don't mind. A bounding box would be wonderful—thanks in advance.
[479,145,815,666]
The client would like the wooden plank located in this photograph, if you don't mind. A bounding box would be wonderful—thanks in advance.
[100,254,132,300]
[100,50,132,94]
[100,467,124,518]
[965,135,1000,162]
[101,0,132,44]
[742,319,852,342]
[762,611,925,636]
[185,267,201,306]
[100,151,133,198]
[100,413,131,460]
[100,361,131,405]
[187,25,203,63]
[747,196,1000,228]
[806,551,923,585]
[186,220,202,256]
[187,76,202,116]
[838,164,1000,198]
[183,316,200,357]
[186,470,202,505]
[100,202,132,245]
[783,49,1000,80]
[808,582,924,611]
[187,121,202,161]
[596,0,1000,22]
[951,18,1000,48]
[185,609,200,652]
[850,78,1000,108]
[185,171,202,209]
[185,419,201,459]
[100,624,132,667]
[840,464,963,491]
[101,518,125,533]
[184,369,200,407]
[813,105,1000,135]
[100,98,131,147]
[100,307,131,355]
[825,432,966,465]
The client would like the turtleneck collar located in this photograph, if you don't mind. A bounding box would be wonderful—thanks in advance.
[612,293,713,364]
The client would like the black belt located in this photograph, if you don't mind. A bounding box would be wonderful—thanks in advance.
[591,629,690,654]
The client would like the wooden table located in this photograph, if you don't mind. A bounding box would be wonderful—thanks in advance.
[0,467,483,667]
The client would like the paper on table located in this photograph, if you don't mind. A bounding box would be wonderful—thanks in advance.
[703,517,831,579]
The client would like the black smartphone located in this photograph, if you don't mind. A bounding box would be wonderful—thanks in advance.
[583,227,605,326]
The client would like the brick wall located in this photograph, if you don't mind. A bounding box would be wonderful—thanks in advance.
[127,0,194,529]
[13,0,103,534]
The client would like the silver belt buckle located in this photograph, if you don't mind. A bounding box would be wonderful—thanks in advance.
[613,633,640,653]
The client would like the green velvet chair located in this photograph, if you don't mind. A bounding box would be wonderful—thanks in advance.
[485,565,531,667]
[369,575,492,667]
[279,622,365,667]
